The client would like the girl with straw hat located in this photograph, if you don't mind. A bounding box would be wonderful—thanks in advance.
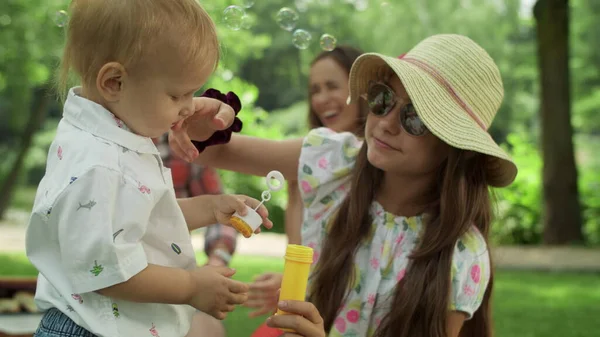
[169,34,517,337]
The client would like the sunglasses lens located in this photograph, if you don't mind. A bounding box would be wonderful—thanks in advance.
[401,104,427,136]
[367,84,395,116]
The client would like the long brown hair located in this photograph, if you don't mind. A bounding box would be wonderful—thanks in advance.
[308,46,367,134]
[308,144,494,337]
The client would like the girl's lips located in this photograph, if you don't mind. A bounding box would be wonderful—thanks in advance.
[374,137,400,151]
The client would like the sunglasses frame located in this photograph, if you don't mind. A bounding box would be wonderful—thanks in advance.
[360,81,429,137]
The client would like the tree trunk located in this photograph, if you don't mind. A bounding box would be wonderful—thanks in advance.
[534,0,583,244]
[0,86,51,220]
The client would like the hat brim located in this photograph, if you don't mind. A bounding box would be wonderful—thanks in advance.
[348,53,517,187]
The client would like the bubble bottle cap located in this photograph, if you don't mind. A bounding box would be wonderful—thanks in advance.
[229,170,285,238]
[284,244,314,263]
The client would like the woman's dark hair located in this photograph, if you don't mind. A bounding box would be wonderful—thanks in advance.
[307,45,367,134]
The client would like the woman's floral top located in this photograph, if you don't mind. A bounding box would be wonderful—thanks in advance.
[298,128,491,337]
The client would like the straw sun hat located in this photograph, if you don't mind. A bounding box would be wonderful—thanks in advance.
[348,34,517,187]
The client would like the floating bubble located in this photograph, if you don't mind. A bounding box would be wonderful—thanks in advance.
[292,29,311,50]
[223,5,245,31]
[276,7,299,32]
[319,34,337,51]
[354,0,369,11]
[294,0,309,12]
[241,14,252,29]
[54,10,68,27]
[242,0,255,8]
[222,69,234,82]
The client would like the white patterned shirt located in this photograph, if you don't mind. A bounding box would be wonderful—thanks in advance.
[26,87,197,337]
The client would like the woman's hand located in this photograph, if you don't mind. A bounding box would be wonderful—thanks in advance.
[244,272,283,318]
[266,300,326,337]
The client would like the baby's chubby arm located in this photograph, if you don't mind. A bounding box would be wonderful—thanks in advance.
[97,264,197,304]
[178,194,273,232]
[98,264,249,319]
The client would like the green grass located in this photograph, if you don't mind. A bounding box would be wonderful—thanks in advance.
[1,253,599,337]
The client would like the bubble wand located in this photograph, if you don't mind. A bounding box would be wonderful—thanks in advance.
[229,170,284,238]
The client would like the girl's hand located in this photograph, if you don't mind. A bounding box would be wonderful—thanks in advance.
[212,194,273,233]
[266,301,326,337]
[244,272,283,317]
[170,97,235,162]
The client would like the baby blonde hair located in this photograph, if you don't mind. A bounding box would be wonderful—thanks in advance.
[58,0,219,99]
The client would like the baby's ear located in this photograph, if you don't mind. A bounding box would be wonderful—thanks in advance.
[96,62,126,102]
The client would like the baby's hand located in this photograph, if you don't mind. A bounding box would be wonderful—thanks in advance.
[211,195,273,234]
[187,265,249,320]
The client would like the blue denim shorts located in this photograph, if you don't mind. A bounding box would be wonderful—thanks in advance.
[34,308,96,337]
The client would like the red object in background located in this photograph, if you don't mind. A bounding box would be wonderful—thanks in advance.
[250,322,284,337]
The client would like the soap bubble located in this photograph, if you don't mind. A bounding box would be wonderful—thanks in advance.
[241,14,252,29]
[54,10,68,27]
[222,69,234,82]
[319,34,337,51]
[354,0,369,11]
[242,0,255,8]
[294,0,309,12]
[276,7,299,32]
[292,29,311,50]
[223,5,245,31]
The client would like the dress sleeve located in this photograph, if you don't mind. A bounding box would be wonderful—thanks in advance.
[297,127,363,210]
[449,227,491,319]
[50,166,151,295]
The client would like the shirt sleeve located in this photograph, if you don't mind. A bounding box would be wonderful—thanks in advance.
[449,228,491,319]
[50,166,151,295]
[298,127,363,210]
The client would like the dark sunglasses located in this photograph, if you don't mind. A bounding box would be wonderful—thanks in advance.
[361,81,429,137]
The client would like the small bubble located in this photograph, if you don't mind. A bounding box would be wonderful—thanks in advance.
[292,29,312,50]
[294,0,309,12]
[241,14,252,29]
[222,69,234,81]
[319,34,337,51]
[242,0,255,8]
[276,7,299,32]
[354,0,369,11]
[223,5,245,31]
[54,10,68,27]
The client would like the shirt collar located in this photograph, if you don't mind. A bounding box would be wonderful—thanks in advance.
[62,87,159,155]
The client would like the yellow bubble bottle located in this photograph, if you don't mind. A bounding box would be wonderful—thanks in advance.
[276,244,314,332]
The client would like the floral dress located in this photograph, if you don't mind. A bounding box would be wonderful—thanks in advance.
[298,128,491,337]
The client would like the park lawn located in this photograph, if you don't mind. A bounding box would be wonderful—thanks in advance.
[1,253,599,337]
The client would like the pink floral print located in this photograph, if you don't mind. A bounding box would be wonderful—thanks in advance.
[318,156,328,169]
[346,309,360,323]
[334,317,347,333]
[369,257,380,269]
[300,180,312,194]
[396,268,406,282]
[57,146,63,160]
[470,264,481,283]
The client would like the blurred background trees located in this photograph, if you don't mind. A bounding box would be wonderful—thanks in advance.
[1,0,598,246]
